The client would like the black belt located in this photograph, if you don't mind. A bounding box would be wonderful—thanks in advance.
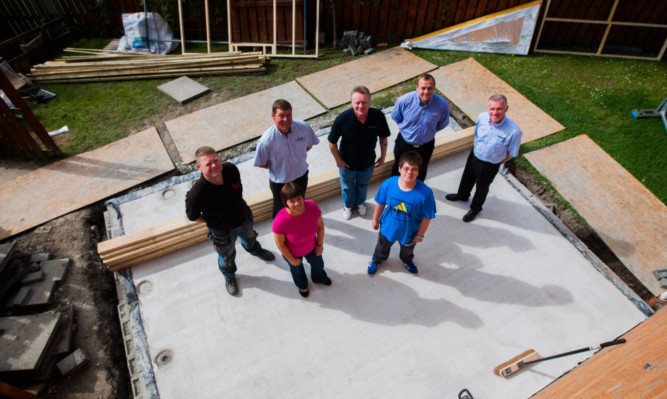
[399,132,426,148]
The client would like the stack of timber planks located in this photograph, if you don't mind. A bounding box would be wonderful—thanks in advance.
[27,48,269,83]
[97,127,475,272]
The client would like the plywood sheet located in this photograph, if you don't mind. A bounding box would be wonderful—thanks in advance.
[525,135,667,296]
[296,47,437,109]
[0,128,173,240]
[165,81,325,164]
[431,58,565,143]
[534,308,666,398]
[124,151,646,399]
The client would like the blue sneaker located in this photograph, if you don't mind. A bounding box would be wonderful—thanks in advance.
[404,260,419,275]
[367,261,379,276]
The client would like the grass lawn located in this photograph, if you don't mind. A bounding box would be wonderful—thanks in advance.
[28,41,666,203]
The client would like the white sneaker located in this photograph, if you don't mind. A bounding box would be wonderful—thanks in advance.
[343,207,352,220]
[357,203,367,216]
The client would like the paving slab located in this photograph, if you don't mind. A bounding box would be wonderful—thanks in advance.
[0,311,61,372]
[18,259,69,307]
[165,80,326,164]
[116,151,645,399]
[157,76,211,104]
[431,58,565,143]
[297,47,437,109]
[525,134,667,296]
[0,127,174,241]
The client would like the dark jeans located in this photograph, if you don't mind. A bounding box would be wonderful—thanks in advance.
[208,209,262,281]
[456,150,501,212]
[371,232,415,264]
[283,247,328,290]
[391,133,435,181]
[269,170,309,218]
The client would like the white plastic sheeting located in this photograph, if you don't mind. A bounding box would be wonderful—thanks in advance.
[117,12,179,55]
[402,1,542,55]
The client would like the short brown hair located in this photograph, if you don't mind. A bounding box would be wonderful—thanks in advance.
[272,99,292,114]
[351,85,371,97]
[280,182,304,207]
[416,73,435,86]
[194,146,216,164]
[398,150,422,171]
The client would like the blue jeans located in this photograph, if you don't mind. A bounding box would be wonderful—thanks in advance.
[208,210,262,281]
[283,248,328,290]
[339,165,374,208]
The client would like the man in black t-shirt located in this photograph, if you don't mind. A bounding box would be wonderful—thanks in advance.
[185,146,274,295]
[328,86,391,220]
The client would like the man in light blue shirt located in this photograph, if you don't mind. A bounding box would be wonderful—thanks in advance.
[391,73,450,181]
[254,99,319,217]
[446,94,522,222]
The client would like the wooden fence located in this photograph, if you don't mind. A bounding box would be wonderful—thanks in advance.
[1,0,665,57]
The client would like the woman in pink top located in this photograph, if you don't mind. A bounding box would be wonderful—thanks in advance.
[273,183,331,298]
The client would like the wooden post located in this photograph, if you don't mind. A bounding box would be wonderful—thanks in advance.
[177,0,185,54]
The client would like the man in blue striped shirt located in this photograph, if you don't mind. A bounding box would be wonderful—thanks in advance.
[446,94,522,222]
[391,73,450,181]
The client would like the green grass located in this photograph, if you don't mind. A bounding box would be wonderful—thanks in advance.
[411,50,667,203]
[29,40,666,202]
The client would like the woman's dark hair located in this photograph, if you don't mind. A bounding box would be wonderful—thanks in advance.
[280,182,304,207]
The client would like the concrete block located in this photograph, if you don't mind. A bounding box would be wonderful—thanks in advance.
[21,270,44,284]
[56,348,88,376]
[29,253,50,263]
[17,259,69,307]
[0,241,16,273]
[653,269,667,279]
[43,259,69,282]
[9,286,33,306]
[158,76,211,104]
[53,305,75,356]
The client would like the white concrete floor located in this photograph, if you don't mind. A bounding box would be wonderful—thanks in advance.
[111,134,646,398]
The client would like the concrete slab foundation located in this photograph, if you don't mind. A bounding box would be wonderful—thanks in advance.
[111,150,646,399]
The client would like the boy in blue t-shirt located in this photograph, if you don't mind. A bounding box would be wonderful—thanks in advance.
[368,151,436,276]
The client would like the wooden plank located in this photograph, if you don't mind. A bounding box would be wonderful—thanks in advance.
[297,47,436,109]
[98,127,475,271]
[533,308,666,398]
[525,135,667,296]
[431,58,564,144]
[0,127,173,241]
